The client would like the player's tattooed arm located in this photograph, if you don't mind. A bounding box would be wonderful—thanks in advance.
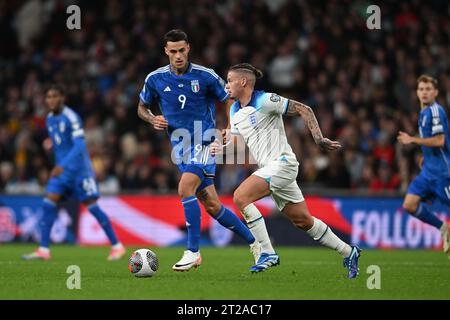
[286,99,341,152]
[286,100,323,143]
[137,100,168,131]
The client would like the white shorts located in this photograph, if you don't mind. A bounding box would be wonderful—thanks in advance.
[253,158,304,211]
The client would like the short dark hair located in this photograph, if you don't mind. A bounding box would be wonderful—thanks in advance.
[164,29,189,45]
[417,74,438,89]
[229,63,263,79]
[45,84,66,96]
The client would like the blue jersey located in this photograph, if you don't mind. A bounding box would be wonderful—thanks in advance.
[139,63,228,154]
[46,106,94,176]
[418,102,450,180]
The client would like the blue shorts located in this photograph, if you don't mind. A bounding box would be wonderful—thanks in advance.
[177,144,216,193]
[407,173,450,206]
[46,170,100,202]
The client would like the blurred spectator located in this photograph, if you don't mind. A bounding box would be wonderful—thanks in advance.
[369,162,401,192]
[1,0,449,195]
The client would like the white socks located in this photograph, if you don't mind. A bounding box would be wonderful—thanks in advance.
[440,222,448,235]
[306,217,352,258]
[242,204,276,254]
[241,204,352,258]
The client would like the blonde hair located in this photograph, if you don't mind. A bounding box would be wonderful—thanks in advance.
[417,74,438,89]
[229,63,263,79]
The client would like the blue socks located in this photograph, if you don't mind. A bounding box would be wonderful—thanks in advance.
[39,198,58,248]
[88,204,118,245]
[215,205,255,244]
[413,203,444,230]
[182,196,201,252]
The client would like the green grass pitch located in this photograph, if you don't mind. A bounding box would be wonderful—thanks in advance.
[1,244,449,300]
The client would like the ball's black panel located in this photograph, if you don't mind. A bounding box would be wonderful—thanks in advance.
[146,250,159,272]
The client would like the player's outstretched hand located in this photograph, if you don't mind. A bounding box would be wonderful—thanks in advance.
[397,131,414,145]
[50,166,64,177]
[318,138,341,152]
[210,139,223,156]
[151,115,169,131]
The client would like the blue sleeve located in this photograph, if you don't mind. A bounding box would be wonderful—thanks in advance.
[209,73,229,102]
[59,137,86,169]
[139,75,158,106]
[431,106,447,136]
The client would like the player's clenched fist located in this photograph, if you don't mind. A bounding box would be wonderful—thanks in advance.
[221,129,231,145]
[397,131,415,145]
[151,115,169,131]
[318,138,341,152]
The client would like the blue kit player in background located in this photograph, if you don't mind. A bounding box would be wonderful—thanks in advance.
[398,75,450,255]
[137,29,261,271]
[23,85,126,261]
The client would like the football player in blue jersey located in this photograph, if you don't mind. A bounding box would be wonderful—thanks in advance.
[398,75,450,254]
[137,30,261,271]
[22,85,126,261]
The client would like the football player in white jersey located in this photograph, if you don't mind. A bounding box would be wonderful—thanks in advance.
[213,63,361,278]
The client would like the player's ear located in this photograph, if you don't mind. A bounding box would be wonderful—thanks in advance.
[241,77,247,87]
[185,43,190,54]
[164,46,169,56]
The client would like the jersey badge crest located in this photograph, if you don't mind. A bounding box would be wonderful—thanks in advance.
[270,93,281,103]
[191,80,200,93]
[249,114,257,126]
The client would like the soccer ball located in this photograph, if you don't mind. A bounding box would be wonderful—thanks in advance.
[128,249,159,277]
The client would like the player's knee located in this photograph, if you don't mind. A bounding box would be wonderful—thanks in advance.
[45,193,60,203]
[403,202,418,214]
[233,190,249,210]
[83,199,97,207]
[292,215,312,230]
[204,201,221,215]
[178,185,195,199]
[287,207,313,230]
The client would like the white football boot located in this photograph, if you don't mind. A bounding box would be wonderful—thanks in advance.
[441,223,450,254]
[172,250,202,271]
[22,247,51,261]
[107,243,126,261]
[249,241,261,264]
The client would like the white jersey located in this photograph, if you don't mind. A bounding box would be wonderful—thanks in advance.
[230,90,299,168]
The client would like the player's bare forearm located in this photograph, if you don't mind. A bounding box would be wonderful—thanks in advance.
[414,136,445,147]
[286,100,324,141]
[137,101,155,124]
[419,136,442,147]
[137,101,168,130]
[286,100,341,151]
[398,131,444,148]
[286,100,323,144]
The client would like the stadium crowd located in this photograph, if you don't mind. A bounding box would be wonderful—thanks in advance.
[1,0,450,195]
